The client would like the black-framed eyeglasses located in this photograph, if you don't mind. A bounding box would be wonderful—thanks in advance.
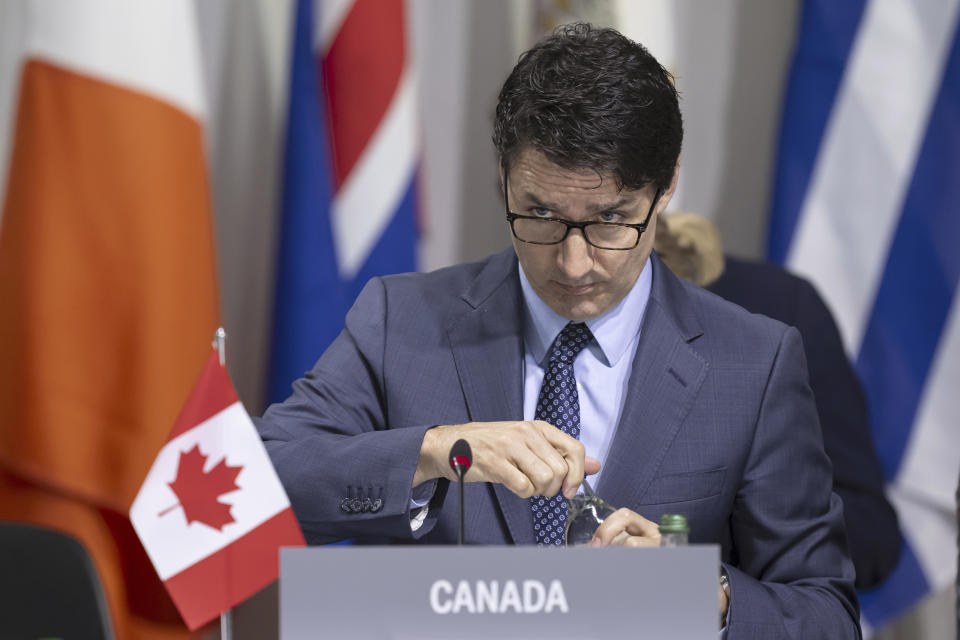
[503,173,661,250]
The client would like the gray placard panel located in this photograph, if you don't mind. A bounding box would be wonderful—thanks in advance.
[280,545,718,639]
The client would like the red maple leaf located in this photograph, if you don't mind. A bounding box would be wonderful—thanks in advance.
[163,444,243,531]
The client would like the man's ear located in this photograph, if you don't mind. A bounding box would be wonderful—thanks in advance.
[656,162,681,214]
[498,163,510,207]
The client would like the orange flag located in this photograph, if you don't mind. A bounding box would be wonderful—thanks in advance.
[0,2,218,637]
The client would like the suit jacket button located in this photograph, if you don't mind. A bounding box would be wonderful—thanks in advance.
[340,498,352,513]
[350,498,363,513]
[371,497,383,513]
[361,497,374,512]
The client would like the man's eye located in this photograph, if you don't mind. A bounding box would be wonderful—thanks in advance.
[599,211,622,223]
[531,207,552,218]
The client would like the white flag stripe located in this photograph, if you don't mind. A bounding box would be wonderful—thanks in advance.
[895,285,960,509]
[786,0,960,355]
[317,0,355,53]
[129,403,291,580]
[614,1,685,210]
[331,69,418,278]
[24,0,206,120]
[888,484,958,592]
[0,1,28,230]
[614,0,676,71]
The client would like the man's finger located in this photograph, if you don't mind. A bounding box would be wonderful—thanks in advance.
[611,531,632,546]
[533,421,586,498]
[591,508,661,546]
[489,457,537,498]
[561,455,603,498]
[623,535,659,548]
[524,433,571,498]
[509,446,563,497]
[584,456,601,475]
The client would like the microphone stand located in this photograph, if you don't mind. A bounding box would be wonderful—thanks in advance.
[457,468,465,545]
[448,439,472,546]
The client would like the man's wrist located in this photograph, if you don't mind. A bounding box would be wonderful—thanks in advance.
[414,425,447,487]
[719,568,730,628]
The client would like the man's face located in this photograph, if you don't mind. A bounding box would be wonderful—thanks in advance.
[504,148,677,322]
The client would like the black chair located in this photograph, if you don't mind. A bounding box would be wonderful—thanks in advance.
[0,522,114,639]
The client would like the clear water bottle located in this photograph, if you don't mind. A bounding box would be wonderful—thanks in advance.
[564,493,617,545]
[659,514,689,547]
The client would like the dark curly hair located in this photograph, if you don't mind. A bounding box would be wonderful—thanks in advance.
[493,23,682,192]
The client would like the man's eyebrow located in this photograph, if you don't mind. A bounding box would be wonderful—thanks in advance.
[517,191,556,210]
[517,190,638,213]
[585,197,637,213]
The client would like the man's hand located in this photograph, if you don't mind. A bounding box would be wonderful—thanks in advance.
[414,421,600,499]
[589,507,661,547]
[590,508,730,627]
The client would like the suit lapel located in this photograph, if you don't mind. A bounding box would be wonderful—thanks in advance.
[596,254,708,511]
[447,250,534,544]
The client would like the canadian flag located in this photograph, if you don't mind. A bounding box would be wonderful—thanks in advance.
[130,350,305,630]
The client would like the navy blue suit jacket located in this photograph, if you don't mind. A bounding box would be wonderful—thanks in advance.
[258,250,860,638]
[708,256,899,589]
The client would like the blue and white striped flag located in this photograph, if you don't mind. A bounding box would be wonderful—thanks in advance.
[268,0,419,404]
[769,0,960,632]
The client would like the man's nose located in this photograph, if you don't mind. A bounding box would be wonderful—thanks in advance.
[557,228,594,280]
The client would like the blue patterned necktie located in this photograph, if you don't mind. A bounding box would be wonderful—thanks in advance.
[531,322,593,545]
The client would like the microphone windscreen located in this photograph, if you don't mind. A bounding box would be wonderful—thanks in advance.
[449,438,473,472]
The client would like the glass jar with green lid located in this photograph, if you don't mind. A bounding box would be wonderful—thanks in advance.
[659,514,689,547]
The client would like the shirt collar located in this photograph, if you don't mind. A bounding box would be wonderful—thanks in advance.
[518,256,653,367]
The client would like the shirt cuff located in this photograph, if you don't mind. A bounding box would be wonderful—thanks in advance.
[409,480,437,531]
[411,504,430,532]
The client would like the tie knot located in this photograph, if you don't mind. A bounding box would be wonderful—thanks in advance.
[548,322,592,365]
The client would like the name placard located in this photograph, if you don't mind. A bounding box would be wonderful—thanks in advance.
[280,545,718,639]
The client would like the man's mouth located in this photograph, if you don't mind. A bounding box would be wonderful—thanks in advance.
[554,282,596,295]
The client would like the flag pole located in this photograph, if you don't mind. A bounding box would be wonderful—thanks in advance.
[214,326,227,367]
[213,326,233,640]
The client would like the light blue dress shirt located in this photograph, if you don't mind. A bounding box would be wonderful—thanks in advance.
[518,257,653,490]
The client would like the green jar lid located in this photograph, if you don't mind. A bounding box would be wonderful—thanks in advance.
[659,513,689,534]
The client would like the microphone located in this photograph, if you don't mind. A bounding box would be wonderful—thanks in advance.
[449,439,472,476]
[448,439,472,545]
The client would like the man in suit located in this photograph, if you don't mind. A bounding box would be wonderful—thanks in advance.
[258,24,860,637]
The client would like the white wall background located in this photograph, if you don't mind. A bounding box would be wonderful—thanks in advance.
[0,1,953,637]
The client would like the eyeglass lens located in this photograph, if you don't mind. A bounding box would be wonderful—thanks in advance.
[511,218,639,249]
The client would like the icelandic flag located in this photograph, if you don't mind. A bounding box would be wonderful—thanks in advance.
[769,0,960,632]
[268,0,419,403]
